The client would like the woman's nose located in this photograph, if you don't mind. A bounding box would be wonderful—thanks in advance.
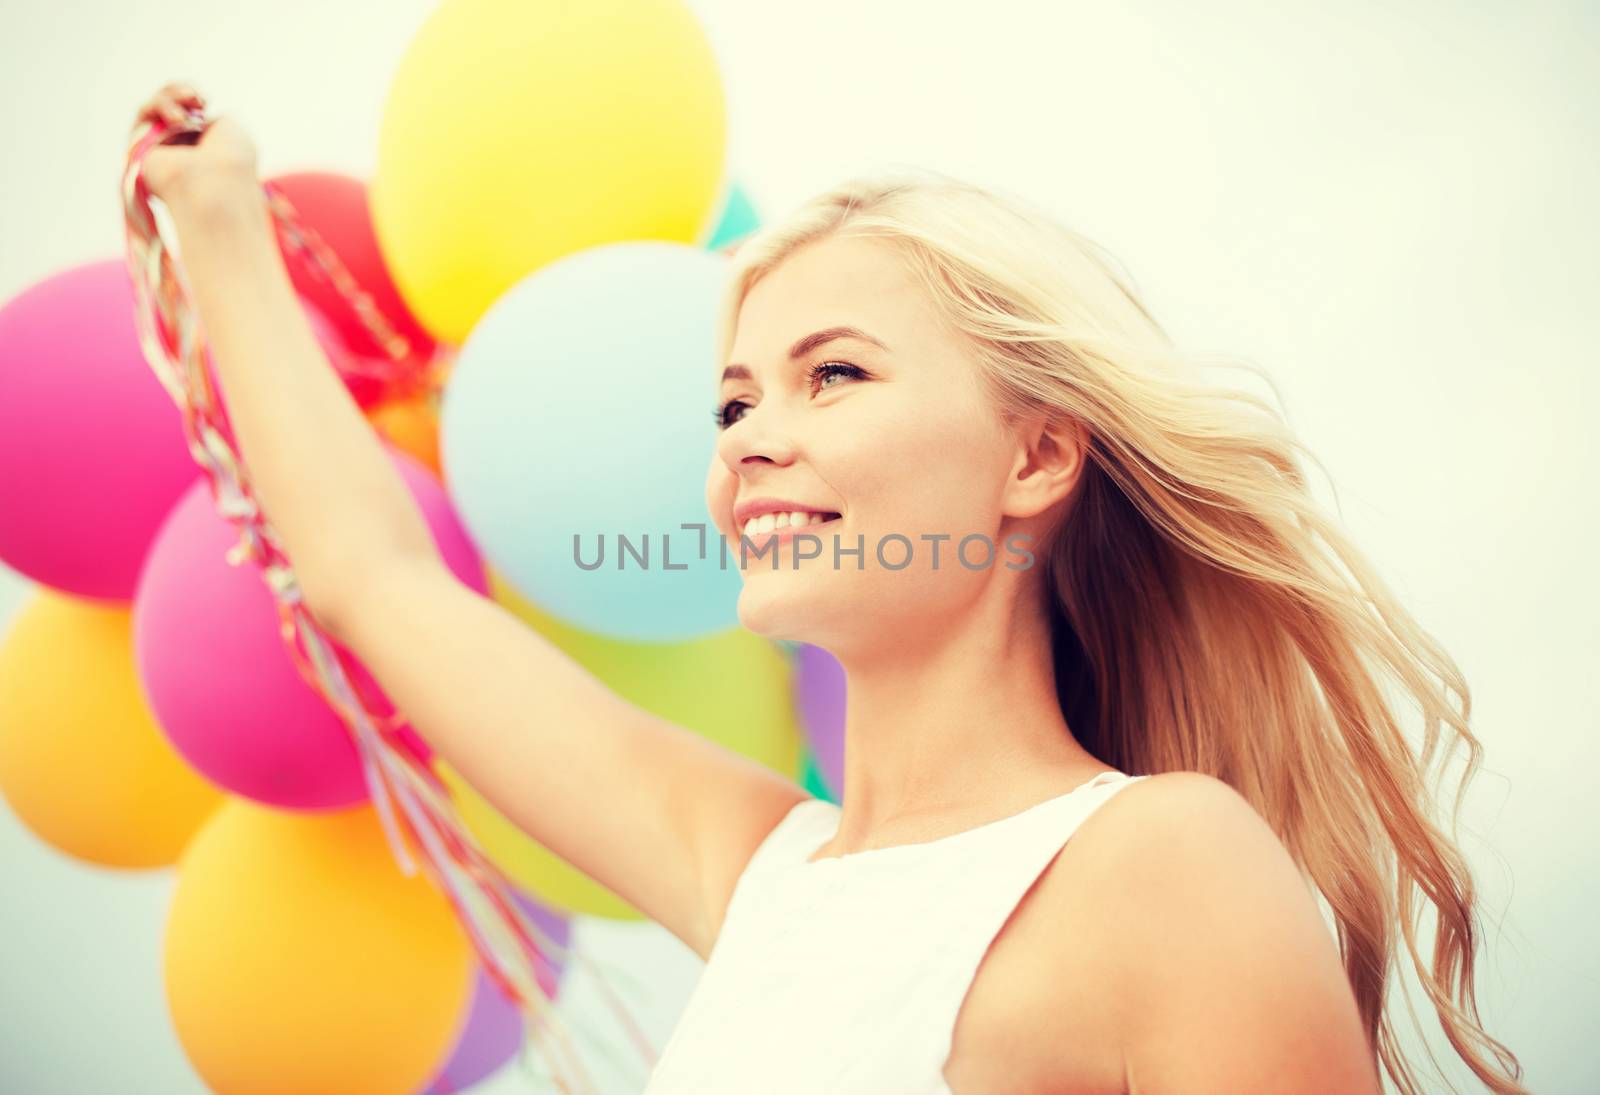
[716,402,799,470]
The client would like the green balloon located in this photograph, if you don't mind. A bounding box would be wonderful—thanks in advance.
[800,746,838,804]
[706,181,761,251]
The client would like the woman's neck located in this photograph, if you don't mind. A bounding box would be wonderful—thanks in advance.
[820,584,1105,853]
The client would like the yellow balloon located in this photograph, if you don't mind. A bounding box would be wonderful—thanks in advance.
[372,0,727,343]
[0,589,222,868]
[443,568,801,919]
[165,799,474,1095]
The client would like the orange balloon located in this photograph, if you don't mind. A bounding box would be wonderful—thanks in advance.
[0,589,222,867]
[364,389,442,477]
[165,799,474,1095]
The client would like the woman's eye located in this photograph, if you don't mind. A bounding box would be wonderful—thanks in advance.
[808,360,865,392]
[711,361,866,431]
[712,400,748,430]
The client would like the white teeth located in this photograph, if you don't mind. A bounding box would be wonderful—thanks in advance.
[740,510,836,538]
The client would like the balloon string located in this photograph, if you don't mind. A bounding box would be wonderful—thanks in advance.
[260,181,457,401]
[121,107,661,1092]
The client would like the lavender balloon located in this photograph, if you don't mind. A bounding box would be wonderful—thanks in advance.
[420,891,573,1094]
[794,644,846,796]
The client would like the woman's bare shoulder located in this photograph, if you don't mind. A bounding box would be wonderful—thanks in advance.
[1080,769,1272,860]
[1030,771,1378,1093]
[1054,769,1328,969]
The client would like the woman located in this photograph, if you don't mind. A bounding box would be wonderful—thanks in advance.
[135,83,1526,1094]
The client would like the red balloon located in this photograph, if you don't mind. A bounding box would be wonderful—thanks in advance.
[266,171,439,401]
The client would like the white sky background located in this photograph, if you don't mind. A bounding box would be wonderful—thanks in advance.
[1,1,1595,1091]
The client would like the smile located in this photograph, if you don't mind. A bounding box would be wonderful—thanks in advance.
[739,511,843,551]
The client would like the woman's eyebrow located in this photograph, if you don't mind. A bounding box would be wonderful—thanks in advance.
[721,325,889,383]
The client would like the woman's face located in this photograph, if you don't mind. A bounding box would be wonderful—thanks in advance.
[705,234,1030,649]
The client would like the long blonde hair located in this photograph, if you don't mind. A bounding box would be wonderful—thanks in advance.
[715,168,1526,1095]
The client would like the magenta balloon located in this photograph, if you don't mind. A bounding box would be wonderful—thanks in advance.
[795,644,846,794]
[132,446,487,809]
[0,260,200,600]
[420,891,572,1094]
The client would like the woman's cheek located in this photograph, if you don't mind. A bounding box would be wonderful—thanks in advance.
[705,461,736,539]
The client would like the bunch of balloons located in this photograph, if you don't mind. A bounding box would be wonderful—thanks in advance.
[0,0,848,1090]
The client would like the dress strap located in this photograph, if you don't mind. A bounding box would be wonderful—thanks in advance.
[723,798,839,909]
[916,772,1151,1084]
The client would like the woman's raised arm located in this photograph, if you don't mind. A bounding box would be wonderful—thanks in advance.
[131,83,809,957]
[138,85,441,616]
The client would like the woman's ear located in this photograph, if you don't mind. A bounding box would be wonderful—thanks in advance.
[1002,412,1089,520]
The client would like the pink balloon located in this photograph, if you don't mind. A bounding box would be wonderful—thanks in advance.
[133,446,487,809]
[0,260,200,600]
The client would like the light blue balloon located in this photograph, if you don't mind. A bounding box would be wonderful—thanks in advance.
[440,242,743,642]
[705,180,761,251]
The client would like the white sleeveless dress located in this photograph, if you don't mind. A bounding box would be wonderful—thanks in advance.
[641,769,1149,1094]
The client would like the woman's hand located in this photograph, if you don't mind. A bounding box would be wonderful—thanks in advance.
[133,82,260,220]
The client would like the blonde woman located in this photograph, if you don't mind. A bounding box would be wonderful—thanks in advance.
[136,82,1526,1094]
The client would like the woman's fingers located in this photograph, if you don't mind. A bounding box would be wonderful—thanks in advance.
[165,82,205,110]
[135,83,206,130]
[134,96,176,128]
[158,86,195,126]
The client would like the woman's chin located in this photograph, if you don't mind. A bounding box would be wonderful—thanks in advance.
[735,573,825,639]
